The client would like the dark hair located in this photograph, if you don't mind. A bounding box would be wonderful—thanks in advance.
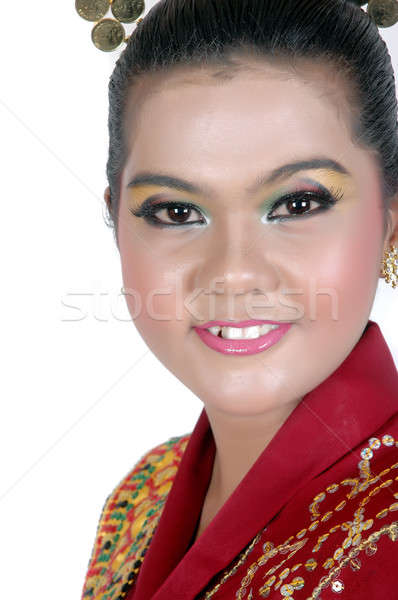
[105,0,398,244]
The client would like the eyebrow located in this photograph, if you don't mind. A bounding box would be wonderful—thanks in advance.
[126,158,350,195]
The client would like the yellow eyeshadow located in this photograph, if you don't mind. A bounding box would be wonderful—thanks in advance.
[127,185,199,210]
[300,169,355,194]
[127,168,355,214]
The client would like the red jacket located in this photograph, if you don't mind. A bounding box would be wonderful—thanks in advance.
[81,319,398,599]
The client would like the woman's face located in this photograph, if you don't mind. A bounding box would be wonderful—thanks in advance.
[112,57,396,419]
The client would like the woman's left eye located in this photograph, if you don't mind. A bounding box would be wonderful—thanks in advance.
[130,201,207,228]
[265,188,343,222]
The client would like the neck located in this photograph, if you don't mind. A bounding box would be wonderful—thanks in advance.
[204,400,302,506]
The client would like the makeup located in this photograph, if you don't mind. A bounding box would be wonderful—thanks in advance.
[127,170,347,229]
[129,196,210,228]
[259,177,344,223]
[193,320,292,356]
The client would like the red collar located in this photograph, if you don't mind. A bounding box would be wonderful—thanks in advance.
[132,319,398,600]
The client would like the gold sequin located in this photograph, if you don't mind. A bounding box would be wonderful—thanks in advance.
[322,558,334,569]
[321,511,333,522]
[360,447,373,460]
[258,585,271,597]
[331,579,345,593]
[376,508,389,519]
[349,557,361,571]
[368,476,380,485]
[305,558,317,571]
[380,478,393,488]
[352,533,361,546]
[362,519,374,530]
[326,484,339,493]
[280,568,290,579]
[296,529,307,539]
[368,437,381,449]
[342,537,352,550]
[333,547,344,560]
[365,543,378,556]
[280,583,294,596]
[314,492,326,502]
[379,468,391,477]
[291,576,305,589]
[382,435,395,446]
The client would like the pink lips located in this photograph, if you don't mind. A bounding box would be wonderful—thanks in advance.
[193,320,292,356]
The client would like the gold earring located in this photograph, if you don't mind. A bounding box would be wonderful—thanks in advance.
[121,286,125,295]
[381,244,398,289]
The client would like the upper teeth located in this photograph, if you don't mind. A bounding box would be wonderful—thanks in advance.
[207,324,279,339]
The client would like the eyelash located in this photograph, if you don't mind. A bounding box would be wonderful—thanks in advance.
[129,186,344,228]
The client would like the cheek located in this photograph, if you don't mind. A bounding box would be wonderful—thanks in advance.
[302,197,382,325]
[118,200,192,359]
[338,202,382,309]
[118,231,187,354]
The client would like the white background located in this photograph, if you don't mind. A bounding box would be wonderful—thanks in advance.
[0,2,397,599]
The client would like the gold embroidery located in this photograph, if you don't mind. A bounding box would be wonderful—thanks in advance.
[203,531,263,599]
[308,521,398,598]
[228,434,398,600]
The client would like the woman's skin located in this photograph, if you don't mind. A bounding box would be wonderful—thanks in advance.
[104,55,398,541]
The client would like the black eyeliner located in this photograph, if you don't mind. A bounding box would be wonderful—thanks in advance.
[129,197,208,228]
[265,184,343,222]
[129,183,344,228]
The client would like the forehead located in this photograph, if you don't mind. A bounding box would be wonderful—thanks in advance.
[122,57,359,178]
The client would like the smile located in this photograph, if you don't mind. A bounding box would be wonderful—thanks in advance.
[207,323,279,339]
[193,320,292,356]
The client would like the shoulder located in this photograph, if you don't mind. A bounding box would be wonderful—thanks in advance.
[231,423,398,600]
[80,432,191,599]
[106,432,191,502]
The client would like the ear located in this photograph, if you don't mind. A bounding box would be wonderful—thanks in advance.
[380,198,398,279]
[104,186,111,211]
[384,197,398,250]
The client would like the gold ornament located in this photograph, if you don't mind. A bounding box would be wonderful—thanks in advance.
[75,0,145,52]
[381,244,398,289]
[75,0,398,53]
[75,0,109,21]
[111,0,145,23]
[92,18,125,51]
[367,0,398,28]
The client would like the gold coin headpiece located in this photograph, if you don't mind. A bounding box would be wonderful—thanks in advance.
[75,0,145,51]
[75,0,398,53]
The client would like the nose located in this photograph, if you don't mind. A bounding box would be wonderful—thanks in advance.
[193,226,280,301]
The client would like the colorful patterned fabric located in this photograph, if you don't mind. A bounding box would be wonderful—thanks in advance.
[80,320,398,599]
[81,435,190,599]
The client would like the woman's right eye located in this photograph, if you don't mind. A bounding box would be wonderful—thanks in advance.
[130,201,207,228]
